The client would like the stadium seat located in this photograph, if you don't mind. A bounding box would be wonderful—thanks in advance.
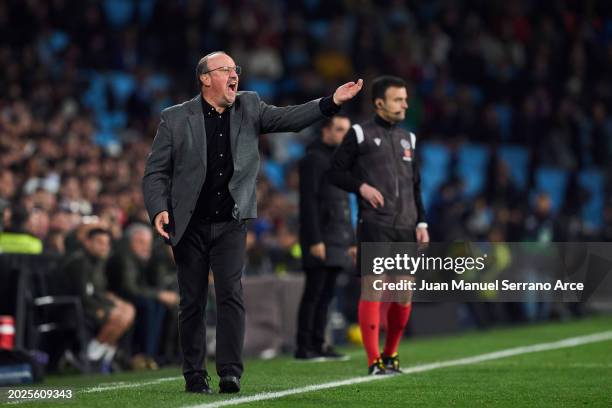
[420,142,451,210]
[494,104,513,141]
[82,72,107,113]
[308,20,330,41]
[457,143,490,198]
[98,111,127,131]
[498,145,529,190]
[137,0,156,23]
[103,0,135,28]
[262,160,285,190]
[286,140,305,162]
[147,74,171,92]
[108,72,136,105]
[246,79,277,101]
[533,167,569,214]
[578,169,604,229]
[94,129,119,148]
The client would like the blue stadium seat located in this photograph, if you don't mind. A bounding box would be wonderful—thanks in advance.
[494,104,513,141]
[108,72,136,105]
[48,30,69,53]
[469,86,484,105]
[457,143,489,198]
[498,145,529,190]
[419,142,451,210]
[103,0,134,28]
[81,72,107,113]
[97,111,127,132]
[533,167,569,214]
[137,0,156,23]
[246,79,277,101]
[308,20,330,41]
[147,74,170,92]
[94,129,118,148]
[578,169,604,229]
[263,160,285,190]
[286,140,305,162]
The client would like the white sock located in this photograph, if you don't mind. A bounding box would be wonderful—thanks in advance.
[87,339,106,361]
[102,345,117,364]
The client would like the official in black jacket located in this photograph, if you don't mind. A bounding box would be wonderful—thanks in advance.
[296,114,355,360]
[328,76,428,375]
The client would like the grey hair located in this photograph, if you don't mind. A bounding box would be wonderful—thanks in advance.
[196,51,227,86]
[124,223,152,240]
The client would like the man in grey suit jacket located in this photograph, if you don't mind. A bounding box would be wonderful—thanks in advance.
[142,51,362,394]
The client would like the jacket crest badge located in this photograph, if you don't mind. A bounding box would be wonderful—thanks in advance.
[400,139,412,161]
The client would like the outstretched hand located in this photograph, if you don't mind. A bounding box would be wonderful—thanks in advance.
[333,79,364,105]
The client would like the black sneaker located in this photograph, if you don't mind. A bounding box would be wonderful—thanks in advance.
[294,348,325,361]
[382,353,402,374]
[317,345,349,361]
[185,373,213,394]
[367,357,387,375]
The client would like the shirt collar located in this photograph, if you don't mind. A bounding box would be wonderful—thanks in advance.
[201,95,227,116]
[374,114,396,129]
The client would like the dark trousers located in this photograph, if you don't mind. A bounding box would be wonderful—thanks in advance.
[172,218,246,380]
[357,221,416,243]
[296,266,341,351]
[132,296,167,356]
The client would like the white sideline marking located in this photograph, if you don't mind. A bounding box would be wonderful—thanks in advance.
[185,330,612,408]
[83,376,181,393]
[6,376,184,405]
[10,330,607,406]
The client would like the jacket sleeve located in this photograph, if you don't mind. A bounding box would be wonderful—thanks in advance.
[299,152,326,246]
[142,112,172,225]
[258,95,325,134]
[328,129,363,193]
[63,257,112,322]
[107,254,159,300]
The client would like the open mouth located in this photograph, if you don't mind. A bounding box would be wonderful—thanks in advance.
[228,82,237,93]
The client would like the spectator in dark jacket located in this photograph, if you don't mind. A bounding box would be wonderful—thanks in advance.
[107,223,178,368]
[63,228,135,372]
[296,114,355,361]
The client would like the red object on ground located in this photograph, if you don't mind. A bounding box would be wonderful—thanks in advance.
[0,315,15,350]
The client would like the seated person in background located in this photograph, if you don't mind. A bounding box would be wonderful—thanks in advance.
[107,223,179,369]
[149,240,181,364]
[62,227,135,372]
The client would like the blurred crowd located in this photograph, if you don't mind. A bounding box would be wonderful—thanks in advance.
[1,0,612,366]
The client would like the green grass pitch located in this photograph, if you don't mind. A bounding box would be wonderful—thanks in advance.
[8,315,612,407]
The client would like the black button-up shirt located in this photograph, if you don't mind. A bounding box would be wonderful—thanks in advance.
[194,97,235,221]
[194,94,341,222]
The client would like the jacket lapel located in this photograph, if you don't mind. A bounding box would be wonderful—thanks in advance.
[187,95,207,168]
[229,97,242,168]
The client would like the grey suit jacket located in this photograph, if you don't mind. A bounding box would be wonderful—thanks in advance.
[142,91,325,246]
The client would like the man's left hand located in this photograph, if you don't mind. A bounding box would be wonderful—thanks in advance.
[333,79,364,105]
[416,227,429,244]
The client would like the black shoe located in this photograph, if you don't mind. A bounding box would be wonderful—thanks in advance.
[368,357,387,375]
[382,353,403,374]
[185,374,213,394]
[294,348,325,361]
[219,376,241,393]
[317,345,349,361]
